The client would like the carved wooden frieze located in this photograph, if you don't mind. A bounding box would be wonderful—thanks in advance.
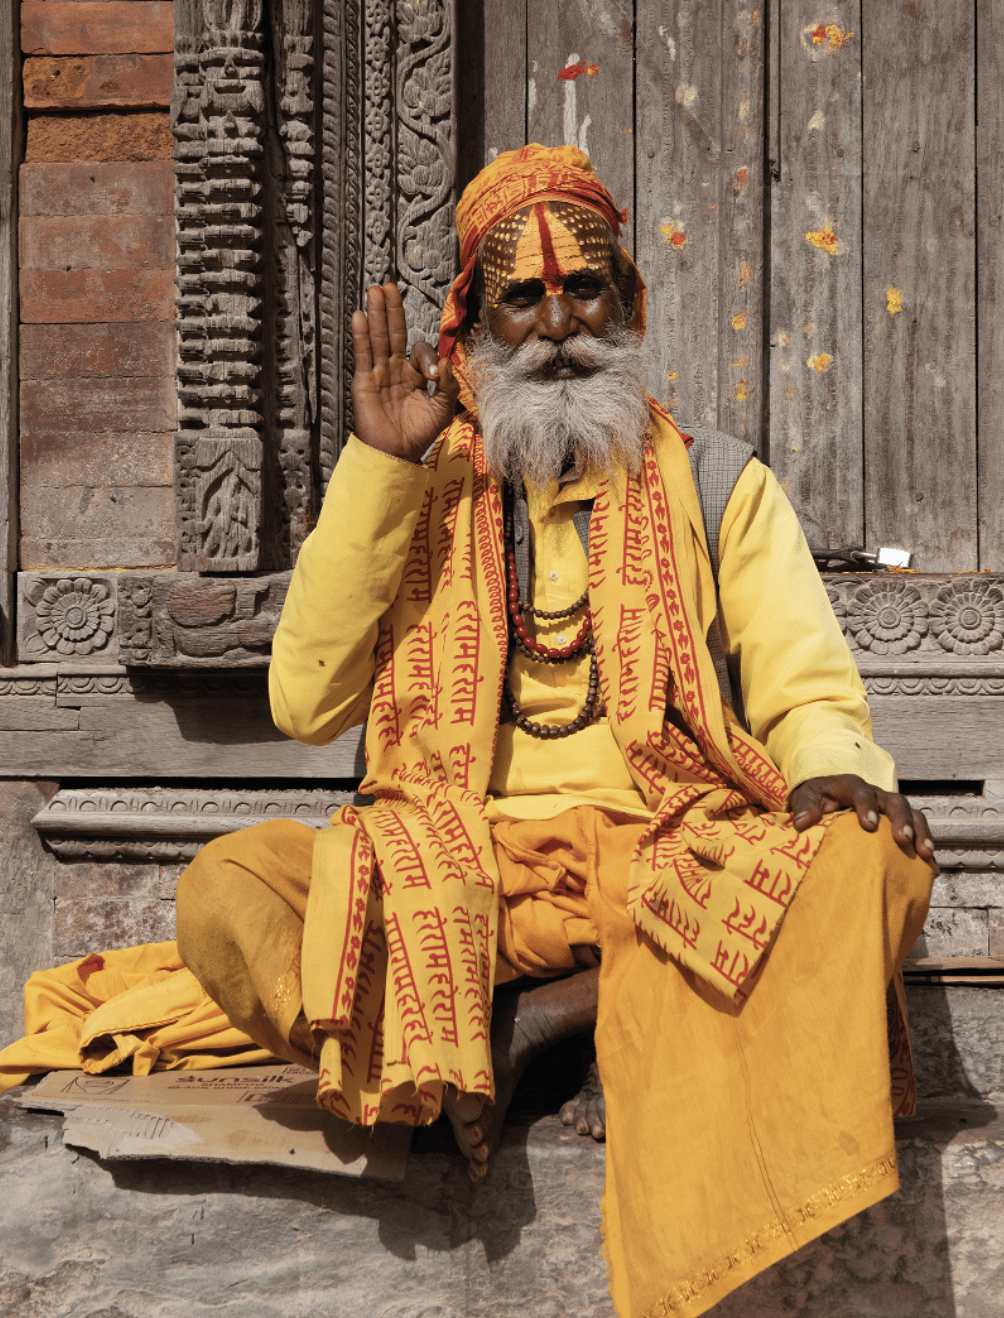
[318,0,456,490]
[824,573,1004,660]
[18,574,119,664]
[32,785,355,861]
[173,0,266,573]
[117,571,291,666]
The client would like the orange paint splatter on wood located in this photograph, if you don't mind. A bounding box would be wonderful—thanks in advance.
[559,61,598,81]
[660,220,687,248]
[733,380,749,401]
[739,260,754,284]
[735,167,749,191]
[732,312,748,331]
[887,287,903,316]
[807,352,832,372]
[778,331,792,346]
[805,225,839,255]
[732,356,750,370]
[810,22,854,49]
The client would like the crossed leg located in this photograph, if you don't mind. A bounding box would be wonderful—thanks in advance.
[442,966,601,1180]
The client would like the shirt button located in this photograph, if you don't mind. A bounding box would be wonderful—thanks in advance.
[549,571,558,581]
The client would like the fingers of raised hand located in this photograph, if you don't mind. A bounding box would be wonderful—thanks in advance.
[365,284,392,364]
[350,309,374,375]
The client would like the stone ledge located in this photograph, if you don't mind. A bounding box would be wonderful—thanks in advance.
[1,1093,1000,1318]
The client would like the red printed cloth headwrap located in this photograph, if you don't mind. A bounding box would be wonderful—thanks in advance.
[438,144,647,412]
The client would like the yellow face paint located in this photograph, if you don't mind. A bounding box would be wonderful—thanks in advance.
[479,201,616,309]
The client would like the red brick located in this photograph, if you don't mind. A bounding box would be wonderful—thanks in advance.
[21,377,175,431]
[21,533,177,571]
[26,112,174,162]
[21,431,174,487]
[20,486,176,567]
[20,214,174,269]
[22,2,174,56]
[20,268,175,322]
[24,54,172,109]
[20,162,173,215]
[20,322,176,378]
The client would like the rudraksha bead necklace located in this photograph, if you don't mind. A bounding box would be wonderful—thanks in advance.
[504,515,602,738]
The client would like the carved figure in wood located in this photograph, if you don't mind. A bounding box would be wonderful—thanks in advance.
[7,145,941,1318]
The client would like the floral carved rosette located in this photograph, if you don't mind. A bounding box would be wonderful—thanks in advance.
[35,578,115,656]
[930,580,1004,655]
[846,579,928,655]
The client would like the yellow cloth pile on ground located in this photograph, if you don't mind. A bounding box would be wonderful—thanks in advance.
[0,941,269,1093]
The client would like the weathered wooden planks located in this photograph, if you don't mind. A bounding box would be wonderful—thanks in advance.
[480,0,527,168]
[635,0,723,421]
[862,0,976,571]
[714,0,766,448]
[977,0,1004,570]
[1,0,20,666]
[525,0,635,252]
[768,0,863,548]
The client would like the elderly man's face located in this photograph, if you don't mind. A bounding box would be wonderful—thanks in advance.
[479,202,624,369]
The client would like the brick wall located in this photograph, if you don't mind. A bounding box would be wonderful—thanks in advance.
[18,0,176,571]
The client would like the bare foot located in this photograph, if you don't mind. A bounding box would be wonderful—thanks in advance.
[443,968,600,1182]
[559,1059,605,1139]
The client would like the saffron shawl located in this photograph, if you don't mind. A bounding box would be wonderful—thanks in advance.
[301,405,830,1126]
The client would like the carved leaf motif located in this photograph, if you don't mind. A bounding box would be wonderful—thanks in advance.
[35,579,115,657]
[930,581,1004,656]
[847,580,928,655]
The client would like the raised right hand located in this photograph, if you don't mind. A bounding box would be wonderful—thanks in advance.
[350,282,460,464]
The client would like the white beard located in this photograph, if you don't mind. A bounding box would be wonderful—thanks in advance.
[465,325,651,487]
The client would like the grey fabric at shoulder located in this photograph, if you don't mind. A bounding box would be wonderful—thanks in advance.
[682,426,754,583]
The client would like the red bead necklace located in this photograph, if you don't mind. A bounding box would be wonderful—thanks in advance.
[504,520,602,738]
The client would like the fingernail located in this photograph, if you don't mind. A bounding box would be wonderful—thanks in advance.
[793,812,810,826]
[902,824,914,840]
[866,810,878,826]
[429,364,439,376]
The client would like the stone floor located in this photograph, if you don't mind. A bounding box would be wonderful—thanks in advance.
[3,1004,1004,1318]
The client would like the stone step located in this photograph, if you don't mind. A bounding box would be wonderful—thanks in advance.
[907,986,1004,1100]
[2,1088,1001,1317]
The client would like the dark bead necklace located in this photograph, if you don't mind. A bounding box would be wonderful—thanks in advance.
[504,514,602,738]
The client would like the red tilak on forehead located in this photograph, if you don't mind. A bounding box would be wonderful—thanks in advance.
[533,203,563,288]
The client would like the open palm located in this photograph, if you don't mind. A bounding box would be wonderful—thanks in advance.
[350,282,459,463]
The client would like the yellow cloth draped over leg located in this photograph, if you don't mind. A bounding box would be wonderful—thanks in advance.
[492,806,932,1318]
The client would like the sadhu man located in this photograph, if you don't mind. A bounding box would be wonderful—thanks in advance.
[7,145,935,1317]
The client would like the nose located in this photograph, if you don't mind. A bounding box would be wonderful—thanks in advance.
[534,292,577,341]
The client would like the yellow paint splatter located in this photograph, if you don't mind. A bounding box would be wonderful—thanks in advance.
[886,287,903,316]
[586,63,600,77]
[666,371,678,381]
[732,356,750,370]
[660,219,687,249]
[779,362,791,372]
[739,260,754,284]
[805,225,839,255]
[778,330,792,347]
[808,22,854,49]
[732,312,748,331]
[675,83,698,107]
[807,352,832,372]
[733,380,749,401]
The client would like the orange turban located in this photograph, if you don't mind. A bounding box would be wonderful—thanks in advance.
[438,144,646,409]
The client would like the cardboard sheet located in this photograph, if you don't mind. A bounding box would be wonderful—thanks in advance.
[15,1065,412,1181]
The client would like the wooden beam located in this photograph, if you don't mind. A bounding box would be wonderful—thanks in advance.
[0,0,21,667]
[862,0,977,570]
[767,1,863,548]
[977,0,1004,570]
[635,0,723,421]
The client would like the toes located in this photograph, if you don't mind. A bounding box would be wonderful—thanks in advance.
[559,1100,577,1126]
[445,1087,484,1125]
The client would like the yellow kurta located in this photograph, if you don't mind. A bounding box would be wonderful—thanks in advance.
[270,434,894,809]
